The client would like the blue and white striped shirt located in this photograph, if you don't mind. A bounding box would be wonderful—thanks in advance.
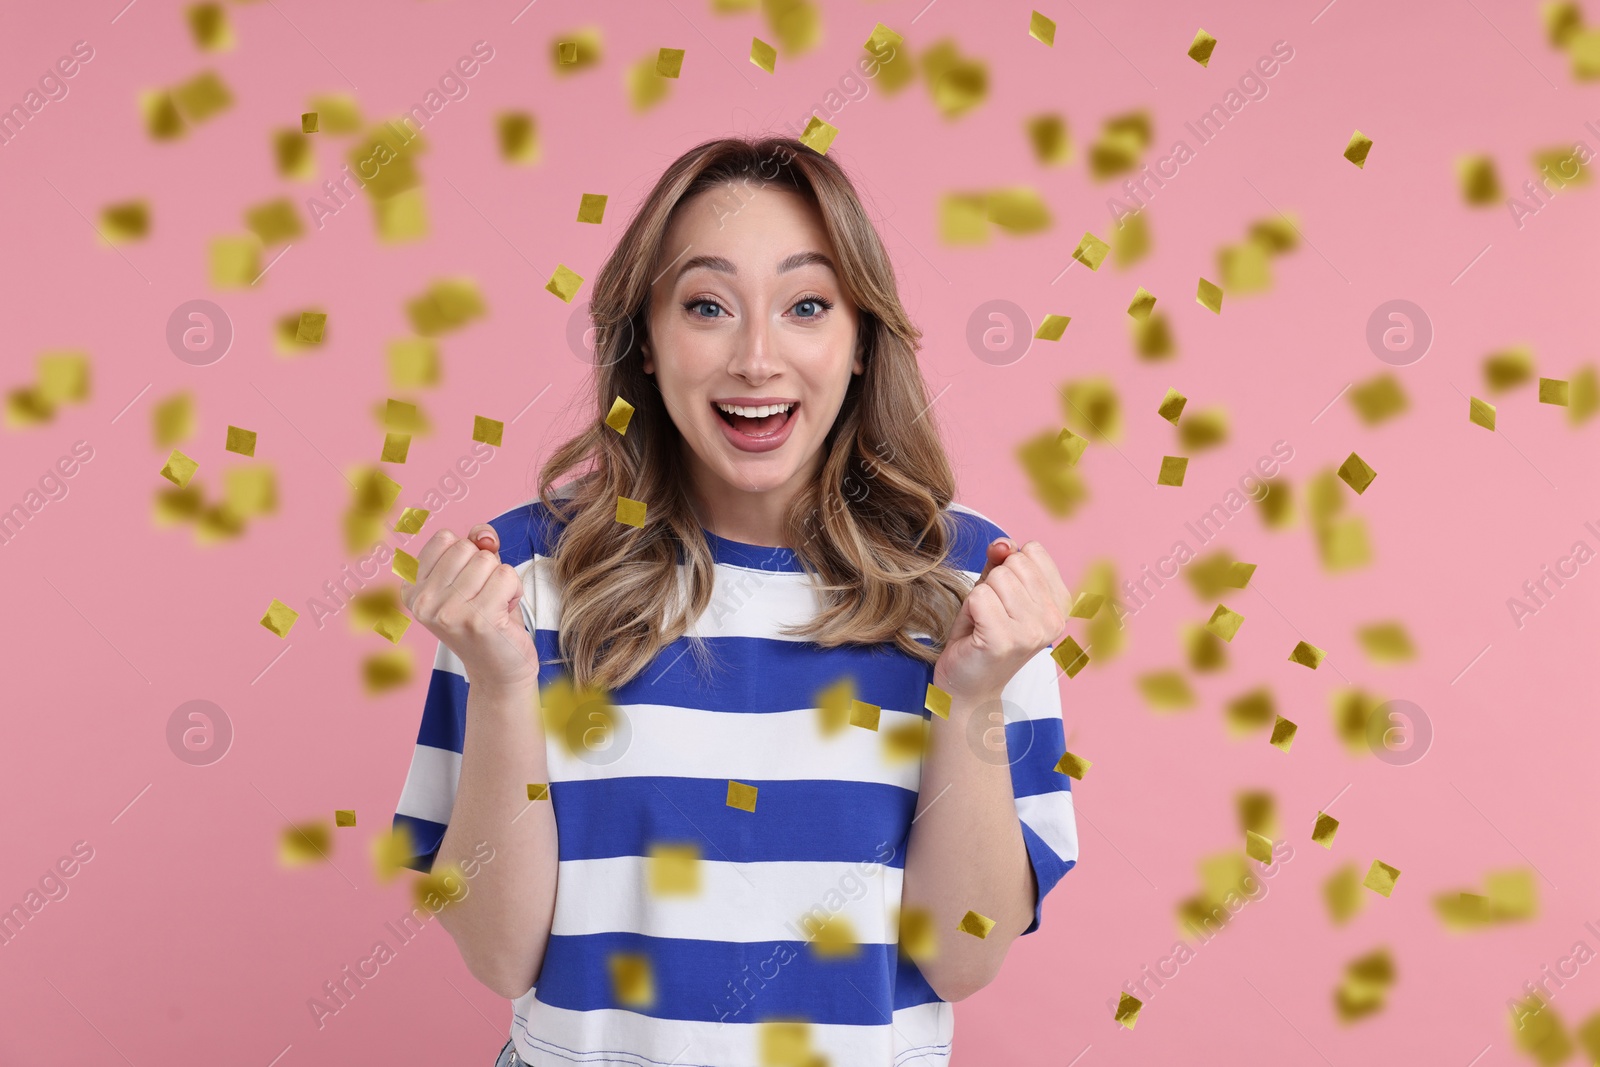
[392,491,1079,1066]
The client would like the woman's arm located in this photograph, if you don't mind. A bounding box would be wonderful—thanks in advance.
[434,676,560,1000]
[900,685,1036,1002]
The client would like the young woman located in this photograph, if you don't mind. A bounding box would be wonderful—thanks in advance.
[393,136,1080,1067]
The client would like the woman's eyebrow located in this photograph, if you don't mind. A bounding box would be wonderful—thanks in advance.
[673,250,837,285]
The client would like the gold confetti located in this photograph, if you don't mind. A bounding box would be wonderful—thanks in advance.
[1337,452,1377,495]
[552,28,602,74]
[546,264,584,303]
[1336,947,1395,1023]
[335,810,356,827]
[648,842,699,895]
[1196,276,1223,314]
[140,89,185,140]
[372,609,410,644]
[1071,231,1110,270]
[375,187,428,244]
[799,115,838,155]
[1177,408,1228,450]
[1458,154,1502,205]
[300,111,318,133]
[1111,209,1150,268]
[388,338,439,389]
[36,351,90,405]
[1270,715,1297,752]
[575,193,608,225]
[224,425,257,457]
[392,549,419,584]
[1138,669,1195,711]
[1157,455,1188,486]
[308,93,361,133]
[1545,2,1583,46]
[1187,624,1228,672]
[750,37,777,73]
[726,780,758,812]
[1025,114,1070,165]
[1205,604,1244,642]
[1127,286,1157,321]
[1348,374,1408,425]
[1035,313,1071,341]
[1218,240,1271,294]
[1539,377,1570,405]
[897,904,937,961]
[1510,995,1573,1062]
[295,312,327,345]
[1238,791,1276,838]
[1288,640,1326,669]
[210,235,262,288]
[497,111,538,164]
[604,397,635,435]
[159,449,199,488]
[379,433,410,464]
[883,718,928,763]
[187,4,234,51]
[407,278,487,334]
[616,495,647,528]
[100,200,150,243]
[171,69,233,124]
[393,508,429,536]
[1344,129,1373,169]
[1246,830,1274,864]
[655,47,685,78]
[1054,751,1091,780]
[924,682,951,720]
[1028,10,1056,46]
[1484,346,1535,391]
[473,416,504,447]
[758,1021,813,1067]
[921,39,988,119]
[1225,687,1274,734]
[1364,859,1401,897]
[280,820,331,865]
[1356,621,1414,663]
[986,191,1049,236]
[1188,28,1218,66]
[1055,427,1089,467]
[810,914,861,957]
[957,909,996,938]
[1325,863,1364,923]
[849,700,881,731]
[1312,812,1340,849]
[1069,591,1104,618]
[1050,635,1089,677]
[1467,395,1496,430]
[244,198,303,246]
[1115,991,1143,1029]
[414,863,466,911]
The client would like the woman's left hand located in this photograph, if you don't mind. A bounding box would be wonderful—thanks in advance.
[932,538,1072,706]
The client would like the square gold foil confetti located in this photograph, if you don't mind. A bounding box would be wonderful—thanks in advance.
[372,611,411,644]
[1469,396,1497,431]
[1269,715,1298,751]
[1026,114,1070,166]
[1035,314,1071,341]
[1539,377,1570,405]
[1138,669,1195,710]
[380,433,411,464]
[1238,791,1276,837]
[1484,346,1535,391]
[925,683,951,720]
[1349,374,1408,425]
[527,783,550,801]
[1344,130,1373,169]
[989,190,1052,235]
[383,399,418,430]
[1071,231,1110,270]
[1218,240,1271,294]
[810,914,861,957]
[1288,640,1326,669]
[187,4,234,51]
[388,338,439,388]
[799,115,838,155]
[1325,863,1363,924]
[726,780,758,812]
[1458,155,1502,204]
[1246,830,1274,864]
[849,700,881,731]
[758,1021,812,1067]
[407,279,487,335]
[375,187,429,244]
[393,507,429,535]
[616,496,647,528]
[605,397,635,434]
[1188,28,1218,65]
[472,416,504,447]
[649,842,700,895]
[1364,859,1401,897]
[1157,455,1188,486]
[140,88,187,140]
[1225,561,1256,588]
[273,128,312,178]
[1533,145,1590,185]
[1226,688,1274,733]
[608,953,655,1007]
[957,909,996,938]
[1112,209,1150,268]
[1187,624,1228,672]
[1177,408,1228,450]
[101,201,149,243]
[1337,452,1377,494]
[750,37,777,73]
[1356,621,1414,663]
[1572,28,1600,79]
[1054,751,1091,780]
[1132,313,1175,360]
[1312,812,1340,848]
[655,47,685,78]
[1029,11,1056,46]
[1127,286,1157,321]
[296,312,327,344]
[1114,991,1143,1029]
[392,548,419,584]
[1545,2,1583,45]
[883,719,928,763]
[897,904,936,961]
[576,193,608,224]
[1056,427,1088,466]
[160,449,199,488]
[938,193,989,245]
[1195,276,1224,314]
[210,235,261,288]
[1050,635,1089,677]
[260,598,299,637]
[497,112,539,164]
[244,198,303,246]
[1069,591,1104,618]
[334,809,356,827]
[280,821,331,865]
[172,69,233,123]
[36,351,90,404]
[546,264,584,303]
[1157,387,1187,424]
[300,111,318,133]
[225,425,257,457]
[1205,604,1244,642]
[414,864,466,910]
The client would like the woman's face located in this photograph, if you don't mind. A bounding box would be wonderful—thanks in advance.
[642,184,862,510]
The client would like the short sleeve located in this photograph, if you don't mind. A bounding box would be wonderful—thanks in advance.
[391,638,470,873]
[1001,643,1080,936]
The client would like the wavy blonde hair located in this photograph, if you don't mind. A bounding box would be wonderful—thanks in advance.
[535,135,974,696]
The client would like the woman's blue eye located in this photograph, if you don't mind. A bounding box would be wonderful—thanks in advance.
[682,296,834,318]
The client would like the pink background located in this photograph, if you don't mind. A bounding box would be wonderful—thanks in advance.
[3,0,1598,1064]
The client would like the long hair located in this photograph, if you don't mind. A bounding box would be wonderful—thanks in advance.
[535,135,973,697]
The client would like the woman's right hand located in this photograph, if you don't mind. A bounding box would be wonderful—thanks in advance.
[400,524,541,692]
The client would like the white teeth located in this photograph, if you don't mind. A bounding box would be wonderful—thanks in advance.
[715,402,794,419]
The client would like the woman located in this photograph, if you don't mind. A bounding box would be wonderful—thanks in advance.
[393,135,1080,1066]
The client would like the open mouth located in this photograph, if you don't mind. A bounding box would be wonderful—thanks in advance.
[711,401,798,438]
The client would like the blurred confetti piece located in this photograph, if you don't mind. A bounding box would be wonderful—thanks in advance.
[1348,373,1408,425]
[1484,346,1535,391]
[370,824,416,881]
[407,278,486,335]
[1138,669,1195,711]
[1335,947,1395,1023]
[1112,209,1150,268]
[1288,640,1326,669]
[172,69,233,124]
[36,351,91,406]
[1269,715,1297,752]
[414,863,465,911]
[1458,154,1502,204]
[1364,860,1401,897]
[1188,28,1218,66]
[1225,687,1274,734]
[279,821,332,866]
[101,200,150,243]
[274,128,313,178]
[260,598,298,637]
[648,843,700,896]
[1325,863,1364,923]
[1344,129,1373,169]
[210,235,262,288]
[1056,427,1088,466]
[244,198,303,246]
[498,111,539,164]
[1178,408,1228,450]
[141,89,186,140]
[897,904,937,961]
[1026,114,1070,165]
[1356,621,1414,664]
[187,4,235,51]
[1510,995,1573,1062]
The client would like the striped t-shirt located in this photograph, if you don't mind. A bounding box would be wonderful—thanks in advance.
[392,492,1080,1066]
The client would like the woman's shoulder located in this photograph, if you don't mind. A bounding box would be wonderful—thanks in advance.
[939,500,1011,575]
